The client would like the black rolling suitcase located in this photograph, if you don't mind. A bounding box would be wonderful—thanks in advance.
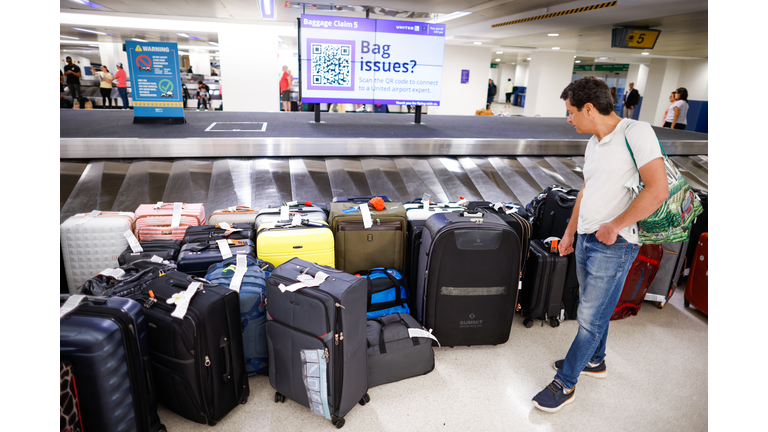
[182,223,255,243]
[519,240,568,328]
[526,185,579,239]
[415,211,520,346]
[265,258,370,429]
[177,239,256,277]
[644,241,688,308]
[60,295,165,432]
[131,271,249,425]
[118,240,182,265]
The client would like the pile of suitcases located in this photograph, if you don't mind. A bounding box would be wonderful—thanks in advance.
[60,190,707,429]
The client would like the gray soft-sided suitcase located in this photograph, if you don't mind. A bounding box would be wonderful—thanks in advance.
[265,258,370,429]
[644,241,688,307]
[366,313,435,388]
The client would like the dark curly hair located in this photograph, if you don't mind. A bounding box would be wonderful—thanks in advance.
[676,87,688,102]
[559,76,614,115]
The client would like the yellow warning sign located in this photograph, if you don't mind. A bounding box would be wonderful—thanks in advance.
[136,45,143,52]
[133,101,183,107]
[625,30,660,48]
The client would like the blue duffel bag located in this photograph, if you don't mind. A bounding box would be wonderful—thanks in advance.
[205,255,275,376]
[357,268,410,319]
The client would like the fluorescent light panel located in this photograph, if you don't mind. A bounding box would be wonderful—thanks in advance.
[260,0,276,20]
[132,38,147,42]
[72,27,115,36]
[60,35,82,40]
[68,0,105,9]
[426,11,471,24]
[177,33,203,40]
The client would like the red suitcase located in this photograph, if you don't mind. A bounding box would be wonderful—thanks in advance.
[611,244,663,320]
[684,233,708,315]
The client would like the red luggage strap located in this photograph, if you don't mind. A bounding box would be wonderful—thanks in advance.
[635,254,660,266]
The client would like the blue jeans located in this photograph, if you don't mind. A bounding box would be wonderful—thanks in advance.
[554,233,640,390]
[117,87,129,108]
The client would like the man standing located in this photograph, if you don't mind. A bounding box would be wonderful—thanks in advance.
[623,82,640,119]
[280,66,293,112]
[114,63,130,110]
[486,79,497,110]
[531,76,668,413]
[63,56,82,104]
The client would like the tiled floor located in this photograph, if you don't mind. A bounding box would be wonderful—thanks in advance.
[157,278,707,431]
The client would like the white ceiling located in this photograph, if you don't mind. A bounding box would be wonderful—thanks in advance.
[60,0,708,66]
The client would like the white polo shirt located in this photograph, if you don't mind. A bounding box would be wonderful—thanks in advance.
[578,119,663,244]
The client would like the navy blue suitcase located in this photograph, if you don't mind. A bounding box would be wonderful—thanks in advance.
[182,223,255,244]
[60,295,165,432]
[177,239,256,276]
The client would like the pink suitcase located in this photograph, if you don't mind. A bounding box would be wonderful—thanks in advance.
[133,202,205,241]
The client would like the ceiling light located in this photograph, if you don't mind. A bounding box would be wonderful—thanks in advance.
[641,52,649,55]
[68,0,106,9]
[72,27,115,36]
[260,0,276,20]
[473,42,482,45]
[511,63,515,65]
[548,33,559,36]
[132,38,147,42]
[552,47,560,50]
[496,51,503,54]
[208,41,219,46]
[575,60,581,63]
[598,56,608,60]
[495,58,501,62]
[177,33,202,40]
[60,35,82,40]
[426,11,472,24]
[526,57,531,60]
[574,56,577,58]
[278,37,284,43]
[88,44,99,47]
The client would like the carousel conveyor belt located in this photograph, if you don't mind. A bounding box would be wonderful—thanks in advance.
[60,111,708,223]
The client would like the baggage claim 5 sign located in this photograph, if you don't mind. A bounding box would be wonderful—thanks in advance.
[125,41,185,121]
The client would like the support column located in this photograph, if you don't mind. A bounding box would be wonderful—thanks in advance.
[98,42,128,74]
[189,50,211,76]
[523,50,574,117]
[218,23,279,112]
[638,58,681,126]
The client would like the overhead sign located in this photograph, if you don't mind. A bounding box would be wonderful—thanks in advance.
[299,14,446,106]
[573,64,629,72]
[611,28,661,50]
[125,40,185,123]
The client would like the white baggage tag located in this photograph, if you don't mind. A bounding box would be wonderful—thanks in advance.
[60,294,86,319]
[218,222,243,233]
[171,202,183,228]
[74,210,101,225]
[227,206,237,212]
[291,214,303,227]
[280,205,289,221]
[154,201,164,209]
[360,204,373,228]
[408,328,441,347]
[123,230,143,253]
[285,200,298,207]
[168,282,201,319]
[217,239,233,260]
[229,254,248,292]
[278,271,329,293]
[422,193,431,210]
[150,255,164,263]
[99,268,126,279]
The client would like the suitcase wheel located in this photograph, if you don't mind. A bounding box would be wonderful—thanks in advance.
[684,299,690,307]
[159,425,167,432]
[274,392,286,403]
[656,302,666,309]
[524,318,534,328]
[207,420,217,426]
[549,318,560,328]
[358,393,371,406]
[331,415,346,429]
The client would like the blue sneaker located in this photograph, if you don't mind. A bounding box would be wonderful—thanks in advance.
[532,380,575,412]
[553,359,607,378]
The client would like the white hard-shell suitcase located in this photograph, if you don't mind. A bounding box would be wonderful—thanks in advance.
[60,211,135,293]
[255,205,327,231]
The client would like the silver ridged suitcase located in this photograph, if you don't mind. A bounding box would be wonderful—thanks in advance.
[266,258,370,429]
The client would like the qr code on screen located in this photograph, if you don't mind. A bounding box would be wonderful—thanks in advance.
[310,43,352,87]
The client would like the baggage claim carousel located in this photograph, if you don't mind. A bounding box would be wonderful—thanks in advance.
[60,110,708,225]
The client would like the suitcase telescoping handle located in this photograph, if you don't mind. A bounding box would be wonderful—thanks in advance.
[220,335,232,382]
[334,195,392,203]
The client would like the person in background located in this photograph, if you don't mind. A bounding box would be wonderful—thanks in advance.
[504,79,514,109]
[662,91,676,125]
[623,82,640,119]
[610,87,618,107]
[197,80,211,111]
[114,63,130,110]
[487,79,497,110]
[186,66,193,73]
[531,76,667,413]
[280,66,293,112]
[63,56,82,103]
[663,87,689,130]
[60,70,64,93]
[96,65,114,109]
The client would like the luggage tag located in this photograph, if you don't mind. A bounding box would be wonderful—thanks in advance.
[60,294,86,319]
[229,254,248,292]
[291,214,303,227]
[99,268,126,279]
[301,349,331,420]
[217,222,243,236]
[360,204,373,228]
[217,239,233,259]
[167,281,202,319]
[278,271,329,293]
[123,230,143,252]
[280,205,290,221]
[422,193,431,210]
[73,210,101,225]
[543,236,561,253]
[408,328,441,347]
[342,207,360,214]
[171,202,183,228]
[456,196,469,207]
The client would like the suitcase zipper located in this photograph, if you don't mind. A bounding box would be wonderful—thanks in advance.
[336,221,402,232]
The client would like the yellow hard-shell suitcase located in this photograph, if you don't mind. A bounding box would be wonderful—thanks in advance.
[256,220,335,268]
